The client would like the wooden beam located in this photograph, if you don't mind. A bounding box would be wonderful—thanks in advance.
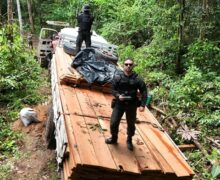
[178,144,196,151]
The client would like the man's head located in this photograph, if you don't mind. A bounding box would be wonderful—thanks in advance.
[83,4,91,12]
[123,59,134,75]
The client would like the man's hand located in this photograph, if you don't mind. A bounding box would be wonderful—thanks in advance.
[139,106,145,112]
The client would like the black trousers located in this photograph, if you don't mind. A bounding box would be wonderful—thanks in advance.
[76,31,91,53]
[110,101,137,138]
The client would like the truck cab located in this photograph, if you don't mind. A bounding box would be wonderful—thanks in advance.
[37,21,69,67]
[38,20,119,68]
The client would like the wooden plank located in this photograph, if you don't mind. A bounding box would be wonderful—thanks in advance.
[135,112,174,174]
[55,47,112,92]
[178,144,196,151]
[85,89,141,174]
[64,156,72,180]
[137,110,194,176]
[62,85,99,166]
[55,47,82,84]
[137,123,190,177]
[63,160,68,180]
[59,86,81,168]
[136,124,174,174]
[75,88,117,170]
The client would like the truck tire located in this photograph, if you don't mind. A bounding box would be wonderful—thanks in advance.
[39,57,47,68]
[45,105,56,149]
[63,42,77,56]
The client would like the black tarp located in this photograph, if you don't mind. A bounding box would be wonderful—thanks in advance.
[71,48,119,84]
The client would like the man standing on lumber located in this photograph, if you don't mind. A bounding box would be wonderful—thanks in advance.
[75,4,94,53]
[105,59,148,151]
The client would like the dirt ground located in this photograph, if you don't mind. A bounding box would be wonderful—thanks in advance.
[6,103,58,180]
[1,34,59,180]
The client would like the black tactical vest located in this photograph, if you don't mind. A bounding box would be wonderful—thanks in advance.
[78,13,93,32]
[116,73,139,98]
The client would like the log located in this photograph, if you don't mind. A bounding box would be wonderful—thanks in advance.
[151,106,178,128]
[206,137,220,148]
[178,144,196,151]
[151,105,166,115]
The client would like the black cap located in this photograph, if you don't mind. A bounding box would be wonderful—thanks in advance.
[83,4,90,12]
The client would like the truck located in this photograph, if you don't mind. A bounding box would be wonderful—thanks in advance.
[37,21,117,68]
[40,27,195,180]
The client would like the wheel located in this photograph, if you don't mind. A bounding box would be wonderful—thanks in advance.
[46,53,52,69]
[45,105,56,149]
[47,53,52,79]
[39,57,48,68]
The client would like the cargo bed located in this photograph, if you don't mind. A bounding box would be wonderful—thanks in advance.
[50,47,194,180]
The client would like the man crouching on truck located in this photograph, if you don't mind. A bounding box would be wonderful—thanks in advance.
[105,59,148,151]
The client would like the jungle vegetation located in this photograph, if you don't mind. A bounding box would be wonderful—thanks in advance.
[0,0,220,179]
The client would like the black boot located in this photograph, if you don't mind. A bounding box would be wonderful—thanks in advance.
[127,137,133,151]
[105,136,118,144]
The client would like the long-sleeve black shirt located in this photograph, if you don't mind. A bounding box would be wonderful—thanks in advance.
[77,12,94,32]
[112,71,148,107]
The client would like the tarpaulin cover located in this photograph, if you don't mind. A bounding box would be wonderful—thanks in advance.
[71,48,119,84]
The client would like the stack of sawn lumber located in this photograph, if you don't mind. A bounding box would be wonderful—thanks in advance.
[55,47,111,93]
[54,47,194,180]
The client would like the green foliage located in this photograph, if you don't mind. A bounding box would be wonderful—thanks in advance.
[187,149,220,179]
[38,2,73,24]
[211,165,220,179]
[94,0,152,46]
[0,162,11,180]
[187,150,213,180]
[186,40,220,74]
[208,149,220,179]
[0,25,43,107]
[2,0,220,179]
[0,24,46,172]
[168,66,220,128]
[0,116,20,155]
[168,66,203,110]
[117,44,136,64]
[199,110,220,127]
[47,160,59,180]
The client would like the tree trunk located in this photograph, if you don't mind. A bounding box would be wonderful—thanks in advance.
[176,0,185,74]
[7,0,13,25]
[7,0,13,42]
[27,0,34,33]
[36,0,43,27]
[16,0,23,41]
[200,0,209,40]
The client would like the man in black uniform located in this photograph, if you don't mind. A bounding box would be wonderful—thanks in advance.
[105,59,148,151]
[76,4,94,53]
